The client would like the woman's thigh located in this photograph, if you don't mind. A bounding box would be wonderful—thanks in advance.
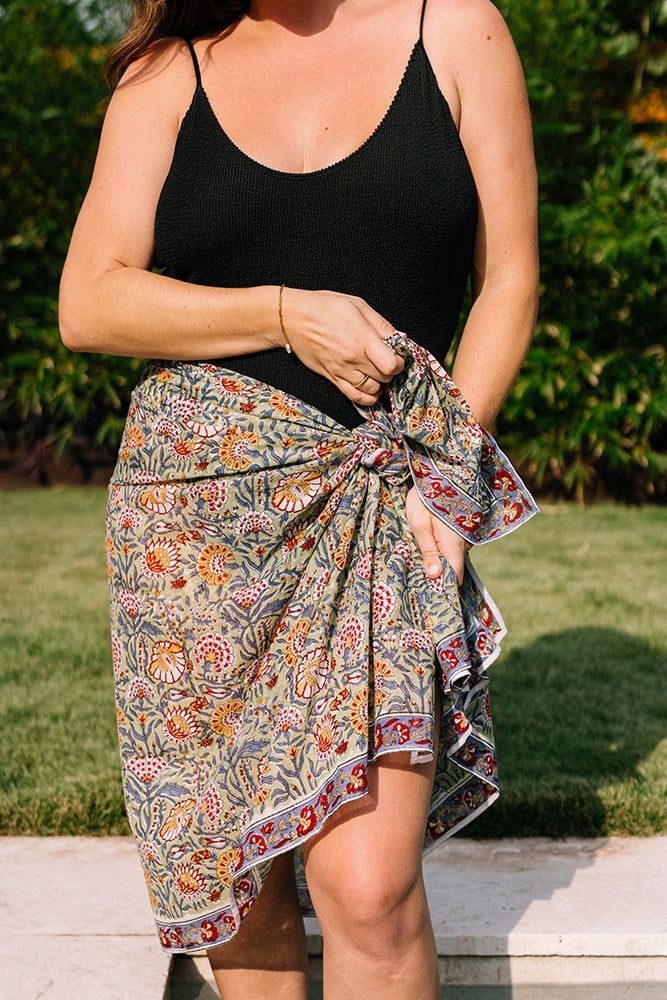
[301,671,442,922]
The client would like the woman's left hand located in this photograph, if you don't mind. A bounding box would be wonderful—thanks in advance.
[405,485,472,586]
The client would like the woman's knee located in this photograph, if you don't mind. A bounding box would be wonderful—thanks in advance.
[309,853,425,937]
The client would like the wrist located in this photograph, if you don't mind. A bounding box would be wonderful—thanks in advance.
[255,285,285,349]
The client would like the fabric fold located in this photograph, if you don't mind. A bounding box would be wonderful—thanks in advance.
[105,327,539,953]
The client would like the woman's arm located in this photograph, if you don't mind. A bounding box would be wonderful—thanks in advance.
[444,0,540,427]
[407,0,539,583]
[57,34,405,406]
[58,37,283,358]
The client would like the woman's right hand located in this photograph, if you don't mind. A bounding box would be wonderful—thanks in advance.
[278,286,406,407]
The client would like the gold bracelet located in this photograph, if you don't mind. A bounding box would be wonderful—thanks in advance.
[278,284,292,353]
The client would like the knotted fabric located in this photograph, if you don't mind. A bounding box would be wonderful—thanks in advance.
[105,328,539,954]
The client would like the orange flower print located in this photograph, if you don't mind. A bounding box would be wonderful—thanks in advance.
[147,640,188,684]
[268,391,302,419]
[210,700,244,741]
[214,374,249,395]
[119,423,144,459]
[216,847,243,887]
[333,521,355,569]
[142,865,159,908]
[218,426,259,471]
[138,483,179,514]
[174,862,207,900]
[294,647,330,698]
[312,712,338,761]
[349,689,369,734]
[284,620,310,669]
[197,543,236,585]
[162,704,201,744]
[159,796,197,842]
[105,534,115,577]
[407,405,446,444]
[105,328,540,954]
[140,537,180,578]
[171,436,206,460]
[271,469,323,513]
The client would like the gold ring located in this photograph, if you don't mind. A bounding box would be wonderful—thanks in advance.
[353,373,371,390]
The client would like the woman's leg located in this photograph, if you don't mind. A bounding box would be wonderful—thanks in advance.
[301,676,443,1000]
[206,849,309,1000]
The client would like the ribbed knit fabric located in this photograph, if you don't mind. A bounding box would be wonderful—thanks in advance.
[152,0,478,430]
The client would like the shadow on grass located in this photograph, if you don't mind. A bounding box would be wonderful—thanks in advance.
[465,626,667,838]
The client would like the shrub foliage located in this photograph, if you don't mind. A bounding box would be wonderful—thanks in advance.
[1,0,665,499]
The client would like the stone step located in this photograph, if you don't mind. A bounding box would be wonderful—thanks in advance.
[1,835,665,999]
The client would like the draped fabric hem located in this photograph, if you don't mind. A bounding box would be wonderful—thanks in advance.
[148,715,500,955]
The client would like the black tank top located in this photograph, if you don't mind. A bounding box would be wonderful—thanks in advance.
[152,0,478,430]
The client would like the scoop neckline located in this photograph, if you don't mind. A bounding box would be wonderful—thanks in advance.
[196,37,423,179]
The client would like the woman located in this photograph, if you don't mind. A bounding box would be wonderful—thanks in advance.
[58,0,539,997]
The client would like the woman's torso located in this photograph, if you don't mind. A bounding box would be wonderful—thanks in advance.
[151,0,478,430]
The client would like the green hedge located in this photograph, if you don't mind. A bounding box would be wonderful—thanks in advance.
[1,0,665,499]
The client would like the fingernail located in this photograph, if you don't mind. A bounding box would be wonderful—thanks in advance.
[427,562,440,576]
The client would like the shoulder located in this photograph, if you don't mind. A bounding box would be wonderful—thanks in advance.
[115,35,194,90]
[427,0,515,46]
[107,35,197,128]
[425,0,530,138]
[94,35,198,178]
[426,0,524,89]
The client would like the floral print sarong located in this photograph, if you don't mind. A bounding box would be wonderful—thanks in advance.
[104,327,539,954]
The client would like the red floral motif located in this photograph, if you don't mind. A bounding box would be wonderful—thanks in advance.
[296,805,317,836]
[246,833,268,855]
[452,711,470,734]
[200,920,219,942]
[346,763,367,794]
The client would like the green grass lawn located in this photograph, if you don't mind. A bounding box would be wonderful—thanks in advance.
[0,486,664,838]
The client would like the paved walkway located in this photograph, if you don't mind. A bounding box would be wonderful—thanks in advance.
[1,835,665,999]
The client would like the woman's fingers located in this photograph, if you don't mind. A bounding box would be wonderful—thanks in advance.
[332,373,383,407]
[432,522,466,586]
[405,489,444,579]
[405,487,467,586]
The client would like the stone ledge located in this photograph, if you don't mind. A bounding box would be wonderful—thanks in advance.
[1,834,666,998]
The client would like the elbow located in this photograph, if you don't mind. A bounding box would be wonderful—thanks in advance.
[58,281,96,353]
[58,312,83,352]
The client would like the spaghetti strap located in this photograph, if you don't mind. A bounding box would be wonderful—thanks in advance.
[183,37,202,90]
[419,0,428,42]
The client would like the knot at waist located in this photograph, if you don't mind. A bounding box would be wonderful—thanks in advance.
[351,421,411,488]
